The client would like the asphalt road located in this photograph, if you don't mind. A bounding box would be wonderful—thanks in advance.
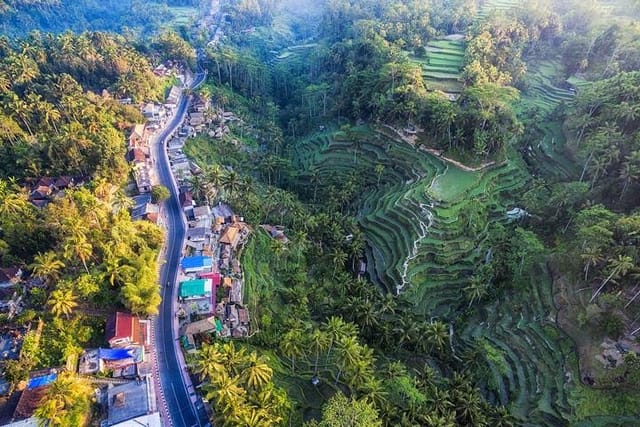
[154,71,210,427]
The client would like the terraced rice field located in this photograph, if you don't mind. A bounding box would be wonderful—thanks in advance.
[269,43,317,66]
[477,0,524,20]
[293,128,575,425]
[519,59,578,179]
[461,264,575,425]
[413,38,465,94]
[167,7,198,29]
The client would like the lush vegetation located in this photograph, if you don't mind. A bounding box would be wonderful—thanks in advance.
[184,0,640,425]
[0,31,166,410]
[0,0,203,37]
[3,0,640,425]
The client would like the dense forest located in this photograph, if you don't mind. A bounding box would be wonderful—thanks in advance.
[1,0,640,425]
[0,0,204,36]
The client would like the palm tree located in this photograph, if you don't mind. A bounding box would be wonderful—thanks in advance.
[34,372,91,426]
[424,320,449,353]
[464,276,487,307]
[30,251,65,286]
[221,170,242,200]
[192,343,225,381]
[189,173,210,204]
[581,246,603,281]
[309,329,330,375]
[242,351,273,390]
[590,255,634,303]
[219,342,247,378]
[281,329,306,373]
[322,316,349,363]
[206,371,246,408]
[48,288,78,318]
[335,335,361,385]
[394,317,418,350]
[63,234,93,274]
[330,249,347,279]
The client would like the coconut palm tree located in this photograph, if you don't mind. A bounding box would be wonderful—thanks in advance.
[424,320,449,353]
[280,329,304,373]
[308,329,330,375]
[48,288,78,318]
[34,372,91,426]
[330,249,347,279]
[581,246,603,281]
[322,316,349,363]
[30,251,65,286]
[335,335,361,385]
[207,371,246,408]
[590,255,634,303]
[192,343,225,381]
[464,276,488,307]
[242,351,273,390]
[63,234,92,274]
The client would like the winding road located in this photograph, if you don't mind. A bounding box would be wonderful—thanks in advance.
[153,69,210,427]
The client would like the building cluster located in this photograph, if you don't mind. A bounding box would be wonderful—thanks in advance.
[0,311,159,426]
[26,176,83,209]
[175,204,252,349]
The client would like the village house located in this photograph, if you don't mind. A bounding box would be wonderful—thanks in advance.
[179,190,195,217]
[133,165,151,194]
[105,312,150,349]
[181,316,220,349]
[131,202,159,224]
[179,279,213,301]
[179,279,214,315]
[104,379,159,426]
[153,63,168,77]
[180,256,213,274]
[4,372,57,426]
[165,86,182,108]
[28,176,77,207]
[219,220,249,251]
[128,124,147,149]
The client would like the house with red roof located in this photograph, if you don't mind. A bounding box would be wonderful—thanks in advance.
[105,312,150,349]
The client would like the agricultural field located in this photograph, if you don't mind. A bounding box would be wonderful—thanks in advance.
[477,0,524,20]
[518,59,578,179]
[292,128,577,424]
[167,6,198,30]
[411,38,465,95]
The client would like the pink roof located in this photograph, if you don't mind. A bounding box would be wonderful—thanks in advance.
[198,272,221,286]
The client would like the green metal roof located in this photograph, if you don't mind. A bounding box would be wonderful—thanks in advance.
[179,279,211,298]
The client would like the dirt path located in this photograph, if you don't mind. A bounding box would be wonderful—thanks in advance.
[378,125,499,172]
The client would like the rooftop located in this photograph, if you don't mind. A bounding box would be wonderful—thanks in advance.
[180,256,212,271]
[106,381,149,426]
[179,279,212,299]
[13,386,48,420]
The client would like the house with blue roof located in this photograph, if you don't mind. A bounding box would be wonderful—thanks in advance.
[180,256,213,273]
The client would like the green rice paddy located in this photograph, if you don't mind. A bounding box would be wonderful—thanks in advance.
[167,7,198,29]
[412,38,466,94]
[477,0,524,20]
[518,59,579,179]
[293,126,578,425]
